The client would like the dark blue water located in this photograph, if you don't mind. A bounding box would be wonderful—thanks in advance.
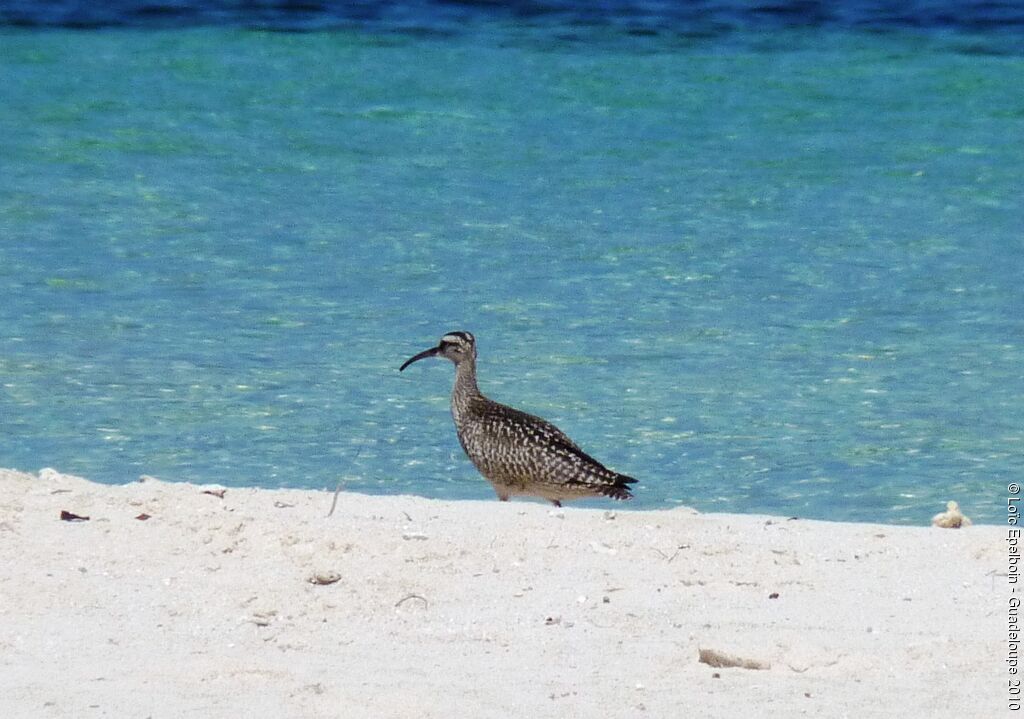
[1,2,1021,524]
[3,1,1024,37]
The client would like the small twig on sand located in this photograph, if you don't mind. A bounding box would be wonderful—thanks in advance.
[59,510,89,522]
[328,445,364,518]
[698,647,770,671]
[395,593,428,609]
[327,479,344,518]
[652,544,688,563]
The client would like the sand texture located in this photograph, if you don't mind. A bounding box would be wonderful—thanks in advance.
[0,468,1001,718]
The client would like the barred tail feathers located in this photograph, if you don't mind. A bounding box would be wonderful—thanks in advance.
[599,472,637,501]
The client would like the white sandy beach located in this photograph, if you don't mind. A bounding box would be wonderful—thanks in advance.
[0,468,1002,718]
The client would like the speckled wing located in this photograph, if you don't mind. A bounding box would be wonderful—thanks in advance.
[458,398,636,500]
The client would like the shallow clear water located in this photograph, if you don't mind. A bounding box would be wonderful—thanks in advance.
[1,9,1021,524]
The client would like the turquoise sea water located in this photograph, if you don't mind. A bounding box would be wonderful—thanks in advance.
[1,11,1021,524]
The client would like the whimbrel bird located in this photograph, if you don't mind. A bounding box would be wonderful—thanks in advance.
[399,331,637,506]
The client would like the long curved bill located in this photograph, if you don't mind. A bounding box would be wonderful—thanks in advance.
[399,346,439,372]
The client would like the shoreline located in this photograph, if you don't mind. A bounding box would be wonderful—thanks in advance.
[0,467,1002,718]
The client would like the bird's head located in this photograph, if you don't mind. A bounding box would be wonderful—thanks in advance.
[399,331,476,371]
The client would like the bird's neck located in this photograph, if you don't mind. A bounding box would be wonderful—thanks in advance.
[451,357,482,420]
